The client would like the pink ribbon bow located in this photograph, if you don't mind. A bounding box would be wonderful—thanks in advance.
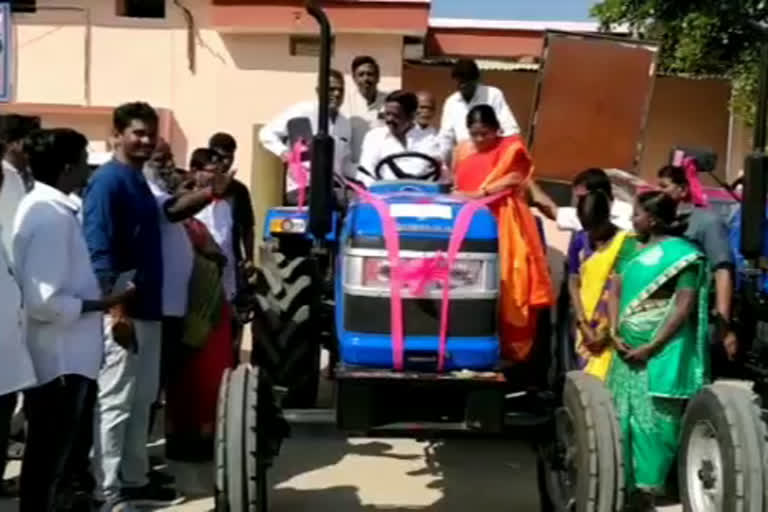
[284,140,310,210]
[395,254,451,297]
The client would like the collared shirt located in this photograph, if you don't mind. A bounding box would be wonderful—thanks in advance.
[196,200,236,301]
[12,182,102,385]
[357,125,444,186]
[259,101,353,193]
[438,84,520,158]
[679,204,734,270]
[344,89,388,164]
[148,179,195,317]
[83,159,163,320]
[0,161,29,259]
[0,224,35,395]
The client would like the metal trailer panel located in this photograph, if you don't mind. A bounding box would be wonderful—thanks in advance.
[528,31,659,181]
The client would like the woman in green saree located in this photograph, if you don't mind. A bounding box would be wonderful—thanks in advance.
[608,191,710,511]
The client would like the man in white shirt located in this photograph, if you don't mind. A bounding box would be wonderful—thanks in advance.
[12,128,131,512]
[357,90,444,186]
[0,114,39,259]
[259,68,352,205]
[439,59,520,162]
[144,140,231,381]
[0,144,36,499]
[345,56,388,163]
[416,91,438,135]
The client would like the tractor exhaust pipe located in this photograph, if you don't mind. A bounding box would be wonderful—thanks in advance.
[306,0,335,240]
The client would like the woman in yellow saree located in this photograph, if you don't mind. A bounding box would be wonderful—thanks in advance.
[569,190,628,379]
[453,105,554,362]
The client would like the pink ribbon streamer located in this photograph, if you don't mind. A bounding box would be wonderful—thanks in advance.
[342,177,507,372]
[682,156,709,207]
[285,140,310,210]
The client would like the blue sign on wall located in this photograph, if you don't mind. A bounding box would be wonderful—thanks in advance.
[0,3,10,102]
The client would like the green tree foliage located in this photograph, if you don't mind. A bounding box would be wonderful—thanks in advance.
[591,0,768,123]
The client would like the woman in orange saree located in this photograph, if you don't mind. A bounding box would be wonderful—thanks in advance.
[453,105,554,362]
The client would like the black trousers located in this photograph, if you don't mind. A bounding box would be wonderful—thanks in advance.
[62,379,97,495]
[0,392,17,481]
[19,375,91,512]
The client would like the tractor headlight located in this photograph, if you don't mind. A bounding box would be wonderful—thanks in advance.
[270,217,306,234]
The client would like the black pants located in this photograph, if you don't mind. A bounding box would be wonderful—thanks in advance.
[19,375,91,512]
[62,379,97,496]
[0,392,17,481]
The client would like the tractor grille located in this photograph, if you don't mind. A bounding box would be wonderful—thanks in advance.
[350,235,498,253]
[343,295,496,337]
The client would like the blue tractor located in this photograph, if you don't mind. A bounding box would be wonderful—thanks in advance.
[214,4,655,512]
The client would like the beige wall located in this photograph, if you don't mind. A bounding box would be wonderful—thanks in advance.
[7,0,404,223]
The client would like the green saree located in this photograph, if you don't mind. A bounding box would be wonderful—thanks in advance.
[608,236,709,492]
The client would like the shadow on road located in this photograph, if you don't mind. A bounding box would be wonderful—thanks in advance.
[269,427,542,512]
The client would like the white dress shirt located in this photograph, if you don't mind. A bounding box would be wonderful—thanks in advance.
[148,180,194,317]
[0,226,36,396]
[438,84,520,158]
[259,101,353,193]
[0,161,28,259]
[343,89,388,164]
[196,200,236,301]
[12,182,103,385]
[357,125,444,186]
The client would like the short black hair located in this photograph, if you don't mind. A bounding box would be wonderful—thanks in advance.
[209,132,237,153]
[385,90,419,117]
[0,114,41,144]
[113,102,158,133]
[189,147,219,171]
[351,56,380,75]
[657,165,689,188]
[329,68,344,83]
[573,168,612,199]
[25,128,88,186]
[451,59,480,82]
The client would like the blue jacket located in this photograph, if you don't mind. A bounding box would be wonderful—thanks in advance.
[82,159,163,320]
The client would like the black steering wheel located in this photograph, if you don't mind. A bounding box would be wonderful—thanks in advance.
[373,151,442,182]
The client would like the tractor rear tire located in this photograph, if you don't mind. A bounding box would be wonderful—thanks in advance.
[214,368,231,511]
[214,364,268,512]
[251,246,320,409]
[538,372,623,512]
[679,382,767,512]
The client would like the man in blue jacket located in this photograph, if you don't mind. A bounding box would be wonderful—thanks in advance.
[83,102,182,510]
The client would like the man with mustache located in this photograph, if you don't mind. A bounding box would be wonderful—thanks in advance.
[259,69,352,206]
[438,59,519,165]
[345,56,388,164]
[356,90,444,186]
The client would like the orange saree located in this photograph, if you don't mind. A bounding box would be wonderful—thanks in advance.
[454,135,554,362]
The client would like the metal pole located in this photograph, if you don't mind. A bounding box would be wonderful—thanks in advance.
[305,0,331,136]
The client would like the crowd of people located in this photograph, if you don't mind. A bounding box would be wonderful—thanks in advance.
[0,105,256,511]
[0,51,747,512]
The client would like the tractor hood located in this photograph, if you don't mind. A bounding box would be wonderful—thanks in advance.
[343,190,499,253]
